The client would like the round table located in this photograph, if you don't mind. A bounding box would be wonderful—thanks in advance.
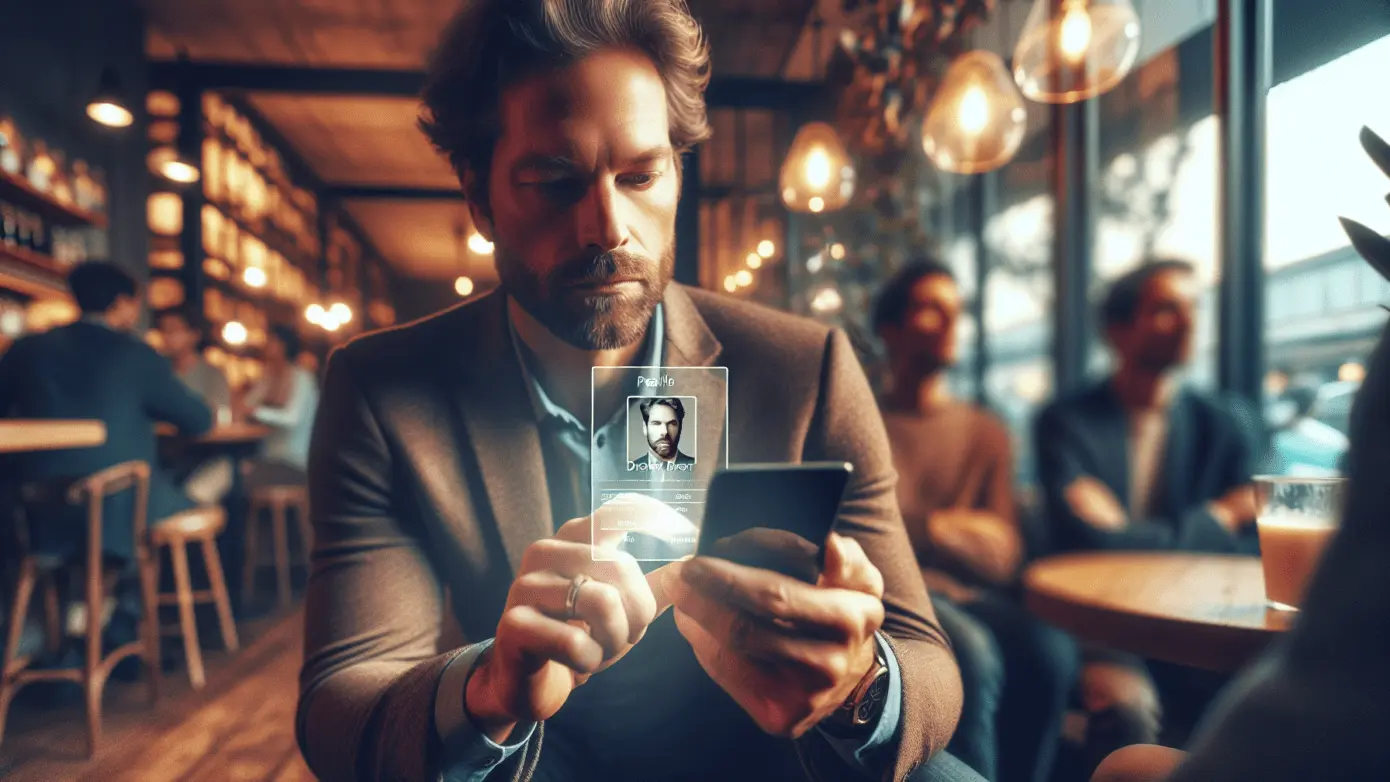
[0,419,106,453]
[1024,552,1293,672]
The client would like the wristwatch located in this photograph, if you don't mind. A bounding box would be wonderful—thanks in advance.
[824,637,891,736]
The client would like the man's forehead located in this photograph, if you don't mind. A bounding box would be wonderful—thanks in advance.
[1145,269,1198,301]
[494,52,671,164]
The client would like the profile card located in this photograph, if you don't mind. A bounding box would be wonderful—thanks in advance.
[590,366,729,562]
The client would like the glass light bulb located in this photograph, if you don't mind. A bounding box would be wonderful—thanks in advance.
[734,269,753,287]
[723,275,738,293]
[222,321,248,345]
[455,276,475,297]
[468,232,494,255]
[780,122,854,214]
[330,302,352,324]
[1013,0,1141,103]
[757,239,776,258]
[923,51,1028,174]
[87,101,133,129]
[306,303,325,325]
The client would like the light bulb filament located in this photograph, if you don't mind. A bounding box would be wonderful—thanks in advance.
[804,147,832,191]
[958,85,990,136]
[1059,4,1092,64]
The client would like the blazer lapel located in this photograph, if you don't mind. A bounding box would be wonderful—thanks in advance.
[662,285,725,487]
[445,294,552,576]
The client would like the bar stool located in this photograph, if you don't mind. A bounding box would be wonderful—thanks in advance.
[0,461,161,757]
[244,484,311,609]
[150,505,239,690]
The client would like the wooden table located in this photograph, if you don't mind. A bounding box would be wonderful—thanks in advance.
[156,422,271,444]
[0,419,106,453]
[1024,552,1294,672]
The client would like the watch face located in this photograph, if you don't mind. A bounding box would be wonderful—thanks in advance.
[853,668,890,725]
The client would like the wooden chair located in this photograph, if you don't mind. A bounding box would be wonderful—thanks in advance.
[244,484,311,609]
[0,461,161,757]
[150,505,238,690]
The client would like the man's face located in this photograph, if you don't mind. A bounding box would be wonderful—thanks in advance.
[107,294,141,332]
[482,49,679,350]
[646,403,682,459]
[1113,269,1197,371]
[885,274,961,371]
[158,313,197,357]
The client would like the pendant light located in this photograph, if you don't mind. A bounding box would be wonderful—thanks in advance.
[87,65,134,129]
[922,51,1028,174]
[453,221,475,298]
[1012,0,1141,103]
[780,15,855,214]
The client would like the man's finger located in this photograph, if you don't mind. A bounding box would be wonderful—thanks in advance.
[519,540,657,643]
[647,559,688,617]
[819,533,884,597]
[507,571,631,658]
[497,605,604,674]
[681,556,882,641]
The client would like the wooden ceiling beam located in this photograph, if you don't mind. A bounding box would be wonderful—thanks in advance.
[150,61,826,109]
[329,186,462,201]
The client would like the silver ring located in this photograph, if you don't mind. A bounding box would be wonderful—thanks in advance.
[565,574,591,620]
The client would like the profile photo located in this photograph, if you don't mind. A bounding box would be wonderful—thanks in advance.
[627,396,697,476]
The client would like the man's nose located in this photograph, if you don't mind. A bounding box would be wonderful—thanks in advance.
[575,180,628,252]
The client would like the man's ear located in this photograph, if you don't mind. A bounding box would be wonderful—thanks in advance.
[460,169,494,242]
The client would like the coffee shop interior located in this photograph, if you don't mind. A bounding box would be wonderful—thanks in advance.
[1,0,1389,779]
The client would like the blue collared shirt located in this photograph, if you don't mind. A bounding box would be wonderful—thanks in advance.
[432,303,902,780]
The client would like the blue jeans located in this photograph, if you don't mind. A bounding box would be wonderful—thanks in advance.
[934,594,1080,782]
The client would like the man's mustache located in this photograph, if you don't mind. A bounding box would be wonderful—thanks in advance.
[552,250,651,286]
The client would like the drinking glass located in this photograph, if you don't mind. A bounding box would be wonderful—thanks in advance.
[1254,476,1346,611]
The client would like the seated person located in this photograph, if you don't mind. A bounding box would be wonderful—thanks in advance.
[0,262,212,646]
[1034,259,1259,771]
[295,2,978,779]
[158,310,234,504]
[237,324,318,489]
[875,259,1079,782]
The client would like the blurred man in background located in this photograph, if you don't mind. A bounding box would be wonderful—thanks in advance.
[1034,259,1258,773]
[876,258,1079,782]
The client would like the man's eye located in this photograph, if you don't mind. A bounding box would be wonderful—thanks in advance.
[620,173,659,189]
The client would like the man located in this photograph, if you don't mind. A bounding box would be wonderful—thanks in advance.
[158,311,234,504]
[1033,259,1259,771]
[239,324,318,489]
[875,259,1078,782]
[296,1,973,780]
[638,397,695,473]
[0,263,212,644]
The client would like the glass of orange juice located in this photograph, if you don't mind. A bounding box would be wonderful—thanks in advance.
[1254,476,1346,611]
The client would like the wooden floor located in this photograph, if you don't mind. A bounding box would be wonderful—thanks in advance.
[0,608,315,781]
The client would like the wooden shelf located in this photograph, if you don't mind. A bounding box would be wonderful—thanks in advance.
[0,169,108,228]
[0,243,70,299]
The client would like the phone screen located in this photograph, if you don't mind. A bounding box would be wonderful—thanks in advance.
[696,462,853,583]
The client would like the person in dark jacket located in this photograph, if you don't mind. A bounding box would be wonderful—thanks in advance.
[0,261,212,576]
[1033,259,1259,773]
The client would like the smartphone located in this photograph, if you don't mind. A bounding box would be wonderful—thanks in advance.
[696,461,853,583]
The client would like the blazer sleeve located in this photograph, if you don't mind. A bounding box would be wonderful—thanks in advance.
[1034,403,1238,554]
[298,348,515,781]
[795,328,963,780]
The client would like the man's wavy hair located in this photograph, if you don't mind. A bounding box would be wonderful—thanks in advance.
[419,0,713,195]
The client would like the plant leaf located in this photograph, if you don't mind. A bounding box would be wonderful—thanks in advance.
[1342,216,1390,282]
[1361,126,1390,181]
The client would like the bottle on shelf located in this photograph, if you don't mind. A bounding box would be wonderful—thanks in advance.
[51,151,74,207]
[25,140,56,193]
[0,117,22,176]
[73,160,98,213]
[1,202,17,246]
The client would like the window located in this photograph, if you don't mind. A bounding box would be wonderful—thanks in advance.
[983,107,1054,488]
[1261,29,1390,476]
[1091,28,1219,388]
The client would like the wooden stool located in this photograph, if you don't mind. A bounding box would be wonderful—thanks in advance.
[150,505,239,691]
[244,484,311,609]
[0,462,161,757]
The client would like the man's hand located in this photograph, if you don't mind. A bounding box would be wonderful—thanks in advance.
[1064,476,1129,531]
[1207,484,1258,533]
[664,532,885,738]
[466,510,679,743]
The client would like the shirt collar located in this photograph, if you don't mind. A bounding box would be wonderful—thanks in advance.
[507,301,666,429]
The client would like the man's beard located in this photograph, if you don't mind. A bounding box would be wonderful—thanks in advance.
[649,432,678,458]
[497,244,674,350]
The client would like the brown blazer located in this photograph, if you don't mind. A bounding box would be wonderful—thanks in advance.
[296,284,962,781]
